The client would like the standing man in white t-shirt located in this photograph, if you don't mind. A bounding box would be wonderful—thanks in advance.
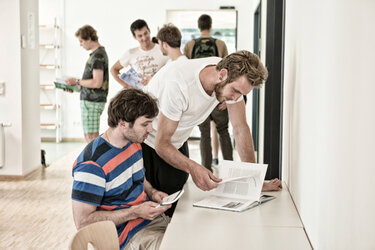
[157,23,185,62]
[110,19,168,88]
[142,50,282,217]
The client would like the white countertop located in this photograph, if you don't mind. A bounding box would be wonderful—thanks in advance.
[160,180,311,250]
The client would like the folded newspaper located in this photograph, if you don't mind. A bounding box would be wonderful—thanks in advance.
[120,67,144,89]
[193,160,275,212]
[54,78,80,92]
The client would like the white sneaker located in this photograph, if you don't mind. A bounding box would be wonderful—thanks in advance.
[212,165,220,177]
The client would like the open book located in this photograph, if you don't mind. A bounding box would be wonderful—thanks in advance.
[156,189,184,208]
[193,160,275,212]
[120,67,144,89]
[54,78,80,92]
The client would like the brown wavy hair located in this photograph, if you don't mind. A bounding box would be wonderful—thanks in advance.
[107,89,158,128]
[157,23,181,48]
[216,50,268,87]
[75,25,98,41]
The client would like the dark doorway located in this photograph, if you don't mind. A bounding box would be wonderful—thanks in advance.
[252,3,262,161]
[263,0,285,179]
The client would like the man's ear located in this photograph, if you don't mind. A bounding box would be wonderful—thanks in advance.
[219,69,228,81]
[162,41,169,50]
[119,120,130,129]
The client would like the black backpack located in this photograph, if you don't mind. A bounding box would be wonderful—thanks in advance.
[191,37,219,59]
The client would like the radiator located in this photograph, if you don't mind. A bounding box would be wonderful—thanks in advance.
[0,122,11,168]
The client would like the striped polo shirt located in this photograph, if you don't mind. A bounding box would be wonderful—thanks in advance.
[71,136,151,249]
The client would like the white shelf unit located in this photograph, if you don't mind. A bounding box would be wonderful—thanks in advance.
[39,18,62,142]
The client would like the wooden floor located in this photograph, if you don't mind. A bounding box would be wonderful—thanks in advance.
[0,140,237,249]
[0,146,83,249]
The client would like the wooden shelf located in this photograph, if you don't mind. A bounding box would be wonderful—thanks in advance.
[39,18,62,143]
[39,44,60,49]
[40,84,55,90]
[40,123,58,129]
[39,24,59,29]
[40,104,58,110]
[40,64,59,69]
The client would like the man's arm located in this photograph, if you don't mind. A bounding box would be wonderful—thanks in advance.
[227,100,256,162]
[66,69,103,89]
[72,199,170,230]
[183,41,194,59]
[110,60,133,88]
[227,100,282,191]
[143,178,168,203]
[216,40,228,58]
[154,113,221,191]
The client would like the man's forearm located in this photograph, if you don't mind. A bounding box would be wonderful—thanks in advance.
[233,125,256,163]
[79,78,102,89]
[144,179,157,198]
[113,74,133,88]
[110,64,133,88]
[77,207,137,230]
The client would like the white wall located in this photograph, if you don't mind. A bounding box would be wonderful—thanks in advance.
[282,0,375,248]
[57,0,255,139]
[0,0,40,175]
[20,0,41,174]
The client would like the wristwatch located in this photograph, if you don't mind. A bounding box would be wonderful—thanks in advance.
[76,79,81,90]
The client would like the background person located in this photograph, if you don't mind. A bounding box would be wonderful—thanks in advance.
[66,25,109,144]
[184,14,232,171]
[110,19,168,88]
[157,23,185,62]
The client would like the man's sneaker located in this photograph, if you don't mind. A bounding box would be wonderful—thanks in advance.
[212,158,219,165]
[212,165,220,177]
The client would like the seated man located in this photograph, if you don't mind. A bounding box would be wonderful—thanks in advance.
[71,88,171,250]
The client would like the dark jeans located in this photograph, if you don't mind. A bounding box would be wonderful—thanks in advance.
[198,106,233,170]
[141,142,189,217]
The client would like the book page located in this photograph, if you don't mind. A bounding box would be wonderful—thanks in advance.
[193,161,268,212]
[214,160,268,201]
[193,195,256,212]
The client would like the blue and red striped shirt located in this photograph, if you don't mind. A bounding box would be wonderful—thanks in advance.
[72,136,151,249]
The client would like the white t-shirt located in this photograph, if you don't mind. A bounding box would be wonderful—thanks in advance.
[119,44,168,76]
[144,56,227,149]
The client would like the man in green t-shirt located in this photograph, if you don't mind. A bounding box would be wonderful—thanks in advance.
[66,25,109,143]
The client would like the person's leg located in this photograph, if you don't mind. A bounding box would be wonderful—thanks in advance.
[211,121,219,165]
[198,115,212,171]
[211,108,233,161]
[124,215,170,250]
[81,101,105,143]
[84,133,99,143]
[141,142,189,217]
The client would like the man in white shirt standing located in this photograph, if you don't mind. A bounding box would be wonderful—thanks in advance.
[111,19,168,88]
[156,23,185,62]
[142,50,282,217]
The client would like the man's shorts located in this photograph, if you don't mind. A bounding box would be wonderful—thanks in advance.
[80,100,106,133]
[124,214,170,250]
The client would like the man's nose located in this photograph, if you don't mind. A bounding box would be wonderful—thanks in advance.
[147,124,154,133]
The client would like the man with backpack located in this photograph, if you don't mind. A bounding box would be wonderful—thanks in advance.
[184,14,233,172]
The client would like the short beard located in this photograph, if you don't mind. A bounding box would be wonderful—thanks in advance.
[214,79,228,101]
